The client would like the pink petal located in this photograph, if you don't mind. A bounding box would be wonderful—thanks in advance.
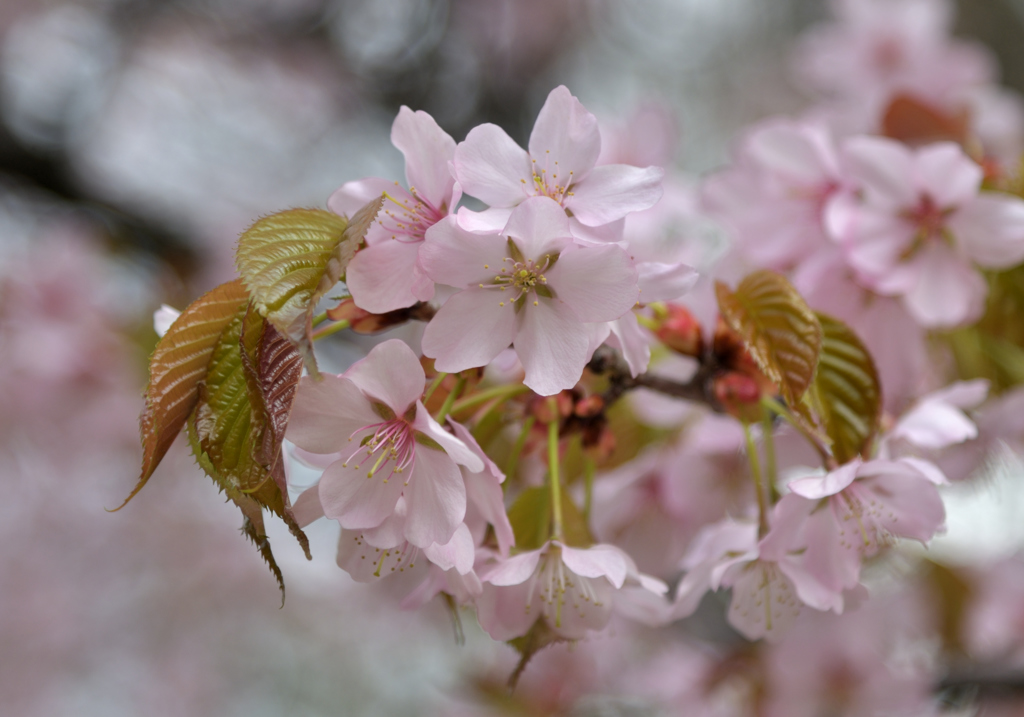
[419,216,507,287]
[475,581,536,640]
[484,549,543,586]
[777,557,844,613]
[608,312,651,377]
[346,239,434,314]
[559,543,629,588]
[412,404,484,472]
[897,457,950,485]
[839,205,917,282]
[453,123,532,207]
[949,194,1024,268]
[745,121,839,186]
[447,418,505,482]
[545,243,639,322]
[421,288,517,372]
[637,261,698,303]
[327,176,394,217]
[454,206,513,234]
[927,379,990,409]
[423,522,476,574]
[344,339,426,414]
[568,164,665,227]
[287,375,380,454]
[360,497,409,548]
[902,244,986,327]
[891,401,979,448]
[514,301,592,395]
[726,562,802,641]
[391,106,457,209]
[502,196,573,260]
[527,85,601,185]
[319,457,404,530]
[842,136,917,210]
[403,446,467,548]
[290,485,325,528]
[914,143,982,208]
[788,459,862,499]
[465,473,514,557]
[853,465,946,544]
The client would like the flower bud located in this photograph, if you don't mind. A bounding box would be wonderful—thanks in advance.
[652,303,704,357]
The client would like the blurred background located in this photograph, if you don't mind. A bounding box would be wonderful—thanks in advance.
[5,0,1024,715]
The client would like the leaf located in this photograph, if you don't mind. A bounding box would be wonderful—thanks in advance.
[715,270,822,405]
[507,486,592,552]
[807,313,882,464]
[115,279,249,511]
[235,197,384,377]
[188,300,311,601]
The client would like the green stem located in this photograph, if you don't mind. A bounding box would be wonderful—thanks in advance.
[423,372,448,404]
[547,398,564,541]
[743,421,770,539]
[311,319,349,341]
[761,402,780,504]
[312,311,328,328]
[505,415,535,481]
[434,374,467,423]
[583,454,596,522]
[450,383,531,415]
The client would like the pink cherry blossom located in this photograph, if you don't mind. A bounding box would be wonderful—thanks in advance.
[286,339,482,548]
[453,85,664,238]
[826,137,1024,327]
[703,119,844,272]
[419,196,639,395]
[328,106,460,313]
[475,540,666,641]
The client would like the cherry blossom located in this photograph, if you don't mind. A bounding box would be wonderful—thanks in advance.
[452,85,664,239]
[826,137,1024,326]
[475,540,666,641]
[329,106,460,313]
[286,339,482,548]
[419,196,639,395]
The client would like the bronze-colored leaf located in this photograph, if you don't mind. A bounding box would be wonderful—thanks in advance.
[115,279,249,511]
[235,197,384,377]
[715,270,822,405]
[808,312,882,464]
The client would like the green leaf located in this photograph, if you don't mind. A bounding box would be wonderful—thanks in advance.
[507,486,592,551]
[806,313,882,464]
[715,270,822,405]
[189,300,311,601]
[115,279,249,512]
[235,197,384,377]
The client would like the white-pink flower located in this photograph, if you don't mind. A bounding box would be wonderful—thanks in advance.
[475,540,666,641]
[419,196,640,395]
[453,85,664,239]
[285,339,482,548]
[328,107,460,313]
[826,137,1024,327]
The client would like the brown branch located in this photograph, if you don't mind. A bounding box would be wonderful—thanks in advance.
[587,346,723,411]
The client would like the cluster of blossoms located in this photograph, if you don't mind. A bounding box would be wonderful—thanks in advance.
[136,0,1024,712]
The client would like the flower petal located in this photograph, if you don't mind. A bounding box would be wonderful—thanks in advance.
[842,136,917,210]
[290,485,325,527]
[902,244,986,327]
[949,194,1024,268]
[403,446,467,548]
[484,549,543,586]
[347,238,434,314]
[319,457,404,530]
[502,196,573,260]
[412,404,484,472]
[788,459,862,499]
[453,123,532,207]
[422,288,518,372]
[545,243,639,322]
[328,177,395,217]
[419,216,507,287]
[391,106,457,209]
[287,375,380,454]
[344,339,426,414]
[559,543,629,588]
[914,142,982,208]
[568,164,665,226]
[528,85,601,185]
[514,301,591,395]
[637,261,698,303]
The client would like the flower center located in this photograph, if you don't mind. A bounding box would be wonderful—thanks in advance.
[526,150,575,206]
[381,186,446,243]
[525,546,604,629]
[478,239,557,308]
[344,417,416,485]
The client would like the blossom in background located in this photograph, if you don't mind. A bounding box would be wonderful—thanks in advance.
[286,339,482,548]
[826,137,1024,327]
[329,107,460,313]
[419,196,639,395]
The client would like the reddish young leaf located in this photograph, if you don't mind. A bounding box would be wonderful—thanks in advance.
[114,279,249,511]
